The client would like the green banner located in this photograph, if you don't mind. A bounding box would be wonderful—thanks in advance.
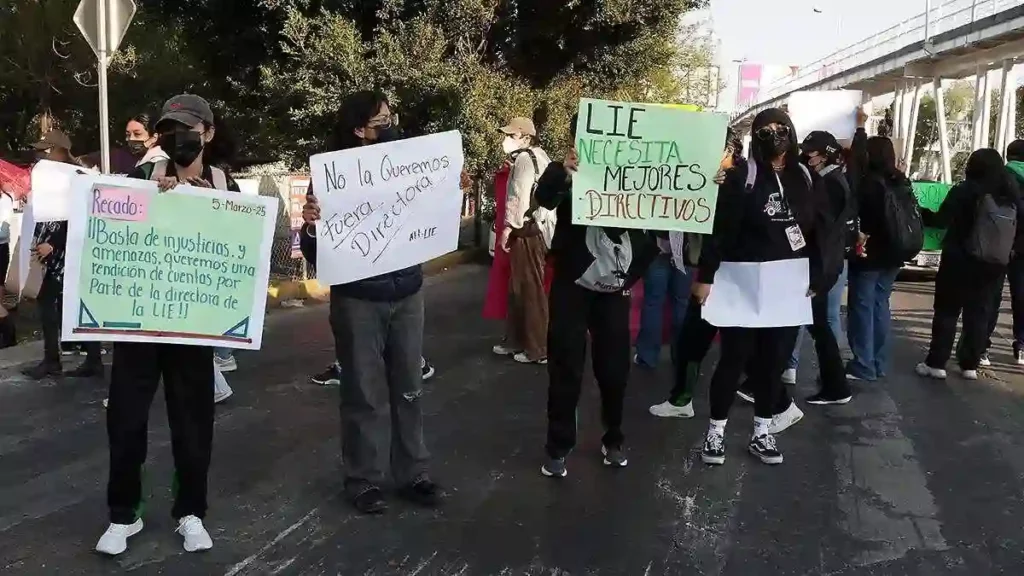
[63,177,277,349]
[571,98,729,232]
[912,181,951,251]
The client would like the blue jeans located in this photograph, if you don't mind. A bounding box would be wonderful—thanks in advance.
[845,266,900,380]
[635,255,691,367]
[789,262,847,370]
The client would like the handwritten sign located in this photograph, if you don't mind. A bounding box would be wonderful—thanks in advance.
[61,175,278,349]
[572,98,729,232]
[912,181,951,251]
[309,131,465,286]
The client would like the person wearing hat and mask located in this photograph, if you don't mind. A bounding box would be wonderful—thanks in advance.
[95,94,238,557]
[23,131,105,379]
[491,116,552,364]
[692,108,833,467]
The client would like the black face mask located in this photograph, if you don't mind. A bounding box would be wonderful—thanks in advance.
[771,132,790,156]
[371,126,400,144]
[159,131,204,167]
[126,140,147,158]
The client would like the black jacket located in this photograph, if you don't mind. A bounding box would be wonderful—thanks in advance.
[846,127,909,270]
[1007,167,1024,255]
[813,166,856,285]
[534,161,657,290]
[698,161,833,294]
[921,178,1021,266]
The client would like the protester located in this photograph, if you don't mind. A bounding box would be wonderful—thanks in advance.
[96,94,232,556]
[692,108,833,466]
[792,130,855,404]
[846,125,911,381]
[22,130,104,379]
[650,132,745,418]
[534,113,657,477]
[493,117,551,364]
[916,148,1020,381]
[634,231,690,368]
[300,90,441,514]
[127,112,169,166]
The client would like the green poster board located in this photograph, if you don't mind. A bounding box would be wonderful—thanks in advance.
[62,176,278,349]
[912,181,951,251]
[571,98,729,232]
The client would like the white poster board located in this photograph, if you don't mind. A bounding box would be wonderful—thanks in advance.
[309,131,465,286]
[703,259,813,328]
[62,175,277,349]
[788,90,863,142]
[30,160,98,222]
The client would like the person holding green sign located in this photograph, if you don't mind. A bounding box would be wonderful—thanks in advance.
[97,94,235,557]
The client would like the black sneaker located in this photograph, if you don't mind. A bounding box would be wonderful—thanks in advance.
[601,445,628,467]
[806,392,852,405]
[346,483,387,515]
[701,430,726,465]
[23,361,61,380]
[66,361,104,379]
[310,363,341,386]
[421,358,435,381]
[397,477,443,507]
[749,434,783,465]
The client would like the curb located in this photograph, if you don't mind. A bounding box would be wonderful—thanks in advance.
[266,247,487,308]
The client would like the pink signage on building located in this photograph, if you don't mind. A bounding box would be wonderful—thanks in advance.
[737,63,763,108]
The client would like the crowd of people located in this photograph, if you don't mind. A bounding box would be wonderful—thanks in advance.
[4,87,1024,559]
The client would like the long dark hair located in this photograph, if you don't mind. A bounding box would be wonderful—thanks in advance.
[966,148,1018,204]
[864,136,907,183]
[203,108,237,170]
[328,90,390,152]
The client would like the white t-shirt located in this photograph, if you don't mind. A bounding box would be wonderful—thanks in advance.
[0,194,13,244]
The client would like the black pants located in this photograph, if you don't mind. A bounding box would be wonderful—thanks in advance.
[709,326,799,420]
[926,257,1004,371]
[808,292,851,399]
[38,273,102,365]
[107,343,214,524]
[977,255,1024,353]
[668,296,719,406]
[546,279,631,458]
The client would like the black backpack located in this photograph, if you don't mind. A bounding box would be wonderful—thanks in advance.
[880,178,924,261]
[967,192,1017,264]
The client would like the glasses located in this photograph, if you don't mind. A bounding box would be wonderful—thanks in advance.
[368,113,399,130]
[756,125,790,141]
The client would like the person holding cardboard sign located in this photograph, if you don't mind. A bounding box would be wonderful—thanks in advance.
[300,90,442,516]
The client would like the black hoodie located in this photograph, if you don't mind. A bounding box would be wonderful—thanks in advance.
[698,108,832,293]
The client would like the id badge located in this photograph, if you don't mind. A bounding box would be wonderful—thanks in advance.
[785,225,807,251]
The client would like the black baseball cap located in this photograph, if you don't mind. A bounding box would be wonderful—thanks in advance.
[156,94,214,130]
[800,130,841,156]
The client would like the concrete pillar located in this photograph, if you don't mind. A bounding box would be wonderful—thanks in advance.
[982,66,995,148]
[934,77,953,183]
[904,80,924,170]
[1008,81,1018,146]
[900,80,914,139]
[893,83,905,139]
[998,59,1015,155]
[973,65,986,149]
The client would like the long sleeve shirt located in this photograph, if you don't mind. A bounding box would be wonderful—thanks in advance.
[504,147,550,229]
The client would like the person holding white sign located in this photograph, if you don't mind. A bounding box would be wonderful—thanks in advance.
[692,108,835,467]
[300,90,442,515]
[97,94,234,556]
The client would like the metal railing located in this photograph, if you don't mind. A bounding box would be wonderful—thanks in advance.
[756,0,1022,103]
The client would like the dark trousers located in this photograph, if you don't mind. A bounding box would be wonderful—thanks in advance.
[926,256,1004,371]
[331,290,427,487]
[668,296,719,406]
[546,279,631,458]
[808,292,851,399]
[977,255,1024,353]
[709,326,799,420]
[39,273,102,365]
[107,343,214,524]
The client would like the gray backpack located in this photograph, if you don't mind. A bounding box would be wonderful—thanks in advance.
[967,193,1017,265]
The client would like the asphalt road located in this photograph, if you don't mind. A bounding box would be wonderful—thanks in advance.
[2,264,1024,576]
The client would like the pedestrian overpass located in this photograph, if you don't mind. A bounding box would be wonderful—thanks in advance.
[731,0,1024,183]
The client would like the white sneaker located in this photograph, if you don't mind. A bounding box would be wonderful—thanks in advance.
[960,368,979,381]
[915,362,947,380]
[513,352,547,365]
[492,344,517,356]
[95,519,144,556]
[979,354,992,368]
[649,401,695,418]
[768,402,804,435]
[176,515,213,552]
[214,355,237,373]
[214,386,233,404]
[781,368,797,385]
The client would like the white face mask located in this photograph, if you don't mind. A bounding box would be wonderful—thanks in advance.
[502,136,522,155]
